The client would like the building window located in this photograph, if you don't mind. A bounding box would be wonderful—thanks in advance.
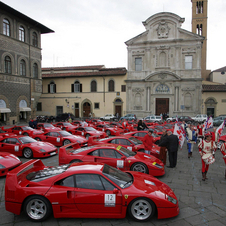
[33,63,38,78]
[108,80,115,92]
[121,85,126,92]
[48,82,56,93]
[20,60,26,76]
[94,103,99,109]
[196,24,202,35]
[185,56,192,70]
[4,56,11,74]
[3,19,10,36]
[32,32,38,47]
[91,80,97,92]
[196,1,203,14]
[135,57,142,71]
[19,26,25,42]
[71,81,82,93]
[37,102,42,111]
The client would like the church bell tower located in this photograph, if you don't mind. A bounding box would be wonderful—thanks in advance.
[191,0,208,80]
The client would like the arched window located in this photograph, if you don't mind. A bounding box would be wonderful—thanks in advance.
[32,32,38,47]
[4,56,11,74]
[71,81,82,93]
[19,26,25,42]
[48,81,56,93]
[91,80,97,92]
[196,24,203,35]
[196,1,203,14]
[20,60,26,76]
[108,80,115,92]
[33,63,38,78]
[3,19,10,36]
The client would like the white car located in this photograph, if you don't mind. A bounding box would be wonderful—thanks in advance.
[166,116,177,122]
[192,114,207,122]
[100,114,117,121]
[143,115,162,122]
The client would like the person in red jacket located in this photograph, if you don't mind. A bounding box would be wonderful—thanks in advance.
[220,143,226,179]
[143,130,153,154]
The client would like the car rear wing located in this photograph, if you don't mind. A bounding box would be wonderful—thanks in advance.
[5,159,45,190]
[87,136,100,146]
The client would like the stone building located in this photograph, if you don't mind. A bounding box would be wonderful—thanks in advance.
[0,1,53,124]
[125,12,204,118]
[40,66,127,118]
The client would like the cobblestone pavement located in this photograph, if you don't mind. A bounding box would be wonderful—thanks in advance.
[0,137,226,226]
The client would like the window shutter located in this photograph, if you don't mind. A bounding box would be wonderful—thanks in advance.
[80,84,82,92]
[54,84,56,93]
[71,84,74,92]
[48,84,50,93]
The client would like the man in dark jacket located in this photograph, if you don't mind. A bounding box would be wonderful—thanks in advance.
[159,129,167,165]
[159,131,179,168]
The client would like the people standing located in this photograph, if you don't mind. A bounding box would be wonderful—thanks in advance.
[158,129,168,165]
[29,118,34,128]
[159,131,179,168]
[33,117,38,129]
[143,130,153,154]
[198,132,217,181]
[197,122,204,142]
[220,142,226,179]
[187,125,197,158]
[137,120,148,131]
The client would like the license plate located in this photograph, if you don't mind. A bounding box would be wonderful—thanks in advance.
[50,152,56,156]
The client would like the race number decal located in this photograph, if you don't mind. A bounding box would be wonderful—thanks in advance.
[82,132,84,136]
[117,160,124,168]
[15,146,19,152]
[57,138,60,142]
[127,147,132,151]
[105,194,116,207]
[116,146,122,150]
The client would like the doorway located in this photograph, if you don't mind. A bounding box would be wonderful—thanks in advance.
[83,102,91,117]
[155,98,169,115]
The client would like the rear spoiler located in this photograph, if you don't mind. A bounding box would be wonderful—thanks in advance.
[6,159,45,189]
[88,136,100,146]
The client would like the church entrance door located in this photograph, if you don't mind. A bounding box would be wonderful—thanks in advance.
[155,98,169,116]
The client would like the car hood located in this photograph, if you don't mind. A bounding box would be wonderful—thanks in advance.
[0,153,21,167]
[66,135,87,142]
[130,152,163,165]
[29,141,55,149]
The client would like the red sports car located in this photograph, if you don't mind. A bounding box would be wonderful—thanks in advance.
[54,122,78,134]
[59,143,165,176]
[218,135,226,149]
[33,130,88,147]
[36,123,61,132]
[71,121,89,127]
[95,124,124,136]
[74,126,107,139]
[0,152,22,176]
[5,160,179,222]
[0,135,57,158]
[2,125,44,138]
[0,128,16,139]
[123,131,161,145]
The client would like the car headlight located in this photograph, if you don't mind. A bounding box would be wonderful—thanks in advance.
[154,163,163,169]
[156,150,160,154]
[168,196,177,204]
[144,180,156,186]
[0,164,6,169]
[39,149,46,152]
[76,140,81,143]
[10,154,20,161]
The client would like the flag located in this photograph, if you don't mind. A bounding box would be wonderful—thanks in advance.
[176,115,178,123]
[216,119,226,141]
[173,123,185,149]
[204,116,213,131]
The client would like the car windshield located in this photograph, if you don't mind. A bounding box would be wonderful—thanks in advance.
[59,131,72,137]
[44,124,54,128]
[117,146,136,157]
[152,133,159,138]
[85,127,96,131]
[103,164,133,188]
[19,136,37,144]
[22,126,33,131]
[63,123,73,127]
[129,137,142,144]
[71,146,96,154]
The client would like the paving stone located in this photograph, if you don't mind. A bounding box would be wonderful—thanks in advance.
[206,205,226,217]
[176,207,199,219]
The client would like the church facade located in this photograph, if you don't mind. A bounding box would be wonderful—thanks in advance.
[125,12,204,118]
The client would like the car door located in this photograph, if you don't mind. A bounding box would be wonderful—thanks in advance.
[0,138,21,155]
[45,132,60,146]
[74,173,122,214]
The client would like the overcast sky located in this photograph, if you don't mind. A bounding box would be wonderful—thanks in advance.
[2,0,226,71]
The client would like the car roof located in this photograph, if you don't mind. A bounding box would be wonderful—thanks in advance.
[67,162,104,174]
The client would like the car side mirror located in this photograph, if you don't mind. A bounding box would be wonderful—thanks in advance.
[121,156,126,160]
[113,188,119,194]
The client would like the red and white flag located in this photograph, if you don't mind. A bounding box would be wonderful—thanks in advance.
[216,119,226,141]
[173,123,185,149]
[204,116,213,131]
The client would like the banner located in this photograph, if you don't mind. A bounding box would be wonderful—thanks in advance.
[173,123,185,149]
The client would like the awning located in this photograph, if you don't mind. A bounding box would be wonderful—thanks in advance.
[20,107,31,112]
[0,108,11,113]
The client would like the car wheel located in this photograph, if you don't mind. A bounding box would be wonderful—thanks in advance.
[70,159,82,163]
[138,149,145,153]
[128,198,155,221]
[106,130,111,136]
[131,163,148,174]
[63,139,71,146]
[86,134,90,139]
[35,137,41,141]
[217,141,224,149]
[23,132,29,136]
[24,195,52,222]
[23,148,33,159]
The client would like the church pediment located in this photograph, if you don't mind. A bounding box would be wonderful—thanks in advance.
[145,71,181,81]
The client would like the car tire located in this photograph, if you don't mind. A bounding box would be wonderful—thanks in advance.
[34,137,41,141]
[131,162,148,174]
[23,132,29,136]
[23,148,33,159]
[86,134,90,139]
[138,149,145,153]
[24,195,52,222]
[106,130,111,136]
[217,141,224,149]
[128,198,155,221]
[70,159,82,163]
[63,139,71,146]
